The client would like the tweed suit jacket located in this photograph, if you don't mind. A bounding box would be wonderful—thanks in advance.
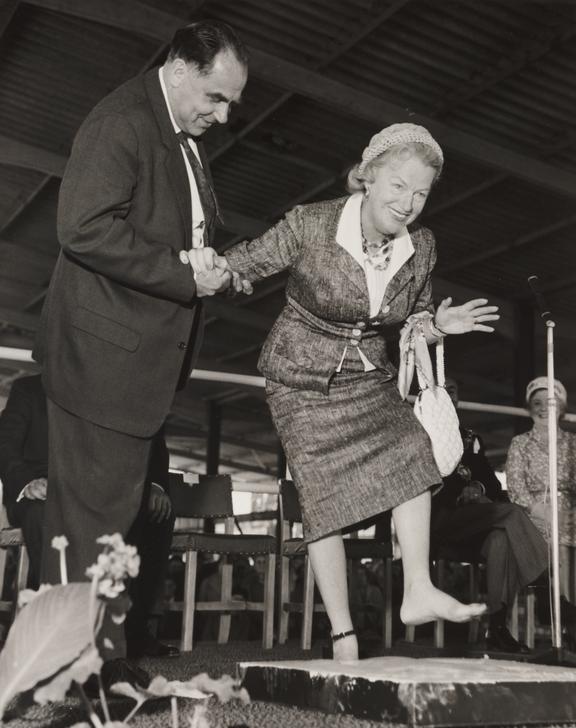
[225,196,437,393]
[34,69,205,437]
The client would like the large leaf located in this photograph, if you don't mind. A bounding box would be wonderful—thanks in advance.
[0,583,104,718]
[33,645,103,705]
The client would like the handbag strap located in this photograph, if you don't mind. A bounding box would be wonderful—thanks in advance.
[436,337,446,387]
[415,337,446,392]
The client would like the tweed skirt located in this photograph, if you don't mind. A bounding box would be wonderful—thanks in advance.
[266,370,442,542]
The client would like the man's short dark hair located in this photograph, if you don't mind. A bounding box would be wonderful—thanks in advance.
[167,19,249,74]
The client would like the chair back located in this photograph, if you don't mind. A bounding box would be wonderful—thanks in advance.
[169,474,234,519]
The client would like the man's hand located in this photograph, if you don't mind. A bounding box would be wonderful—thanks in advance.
[186,247,219,275]
[195,267,232,297]
[22,478,47,500]
[457,481,491,505]
[214,257,253,295]
[148,483,172,523]
[181,247,253,296]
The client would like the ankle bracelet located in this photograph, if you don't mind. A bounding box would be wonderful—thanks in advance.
[331,629,356,643]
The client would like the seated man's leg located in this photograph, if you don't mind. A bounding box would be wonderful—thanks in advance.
[11,499,45,590]
[434,502,548,652]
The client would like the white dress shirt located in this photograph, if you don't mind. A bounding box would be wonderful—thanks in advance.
[159,68,206,249]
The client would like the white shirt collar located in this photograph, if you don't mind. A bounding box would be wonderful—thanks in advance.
[159,67,184,136]
[335,193,415,276]
[158,68,200,157]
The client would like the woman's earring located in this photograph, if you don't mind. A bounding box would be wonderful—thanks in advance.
[364,186,370,198]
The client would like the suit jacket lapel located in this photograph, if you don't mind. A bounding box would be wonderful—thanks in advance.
[382,257,415,307]
[331,241,369,298]
[144,69,192,250]
[331,196,369,299]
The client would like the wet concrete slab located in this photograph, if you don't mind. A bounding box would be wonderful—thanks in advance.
[238,655,576,725]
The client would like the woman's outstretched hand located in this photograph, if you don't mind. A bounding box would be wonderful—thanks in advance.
[434,297,499,335]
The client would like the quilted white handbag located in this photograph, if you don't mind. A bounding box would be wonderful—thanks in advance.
[412,338,463,477]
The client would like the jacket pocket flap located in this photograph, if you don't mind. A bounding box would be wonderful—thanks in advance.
[71,306,140,352]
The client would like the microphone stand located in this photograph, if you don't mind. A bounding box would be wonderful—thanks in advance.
[528,282,576,666]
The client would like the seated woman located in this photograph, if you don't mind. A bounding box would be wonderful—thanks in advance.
[223,123,499,661]
[506,376,576,645]
[506,377,576,547]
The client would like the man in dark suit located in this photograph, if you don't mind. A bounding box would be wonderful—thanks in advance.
[431,378,549,653]
[0,375,46,590]
[32,21,248,672]
[0,374,178,658]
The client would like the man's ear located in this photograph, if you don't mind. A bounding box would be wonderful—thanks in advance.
[167,58,187,88]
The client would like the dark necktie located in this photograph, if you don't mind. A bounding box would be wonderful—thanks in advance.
[177,132,218,245]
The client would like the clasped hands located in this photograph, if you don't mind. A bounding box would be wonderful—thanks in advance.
[183,248,253,298]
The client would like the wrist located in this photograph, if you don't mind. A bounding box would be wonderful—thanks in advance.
[430,316,449,337]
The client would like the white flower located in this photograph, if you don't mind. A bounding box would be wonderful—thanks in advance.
[86,533,140,599]
[51,535,69,551]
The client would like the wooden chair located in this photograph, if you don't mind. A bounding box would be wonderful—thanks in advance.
[0,526,29,622]
[278,479,394,650]
[169,474,276,652]
[509,587,536,649]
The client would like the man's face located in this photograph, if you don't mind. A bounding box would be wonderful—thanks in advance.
[167,50,247,137]
[445,378,459,408]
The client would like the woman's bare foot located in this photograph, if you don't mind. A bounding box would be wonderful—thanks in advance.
[401,583,487,626]
[332,633,359,663]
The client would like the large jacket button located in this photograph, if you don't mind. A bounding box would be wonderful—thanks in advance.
[382,305,390,314]
[350,338,360,346]
[352,328,362,336]
[178,341,188,349]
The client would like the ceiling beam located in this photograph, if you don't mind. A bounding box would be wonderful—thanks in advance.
[439,213,576,275]
[0,135,66,177]
[424,172,508,218]
[0,0,19,35]
[0,177,52,235]
[429,19,576,119]
[245,52,576,198]
[26,0,576,197]
[209,0,410,163]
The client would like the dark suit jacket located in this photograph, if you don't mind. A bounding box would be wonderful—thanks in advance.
[0,375,48,524]
[34,68,205,437]
[225,197,436,393]
[433,426,507,511]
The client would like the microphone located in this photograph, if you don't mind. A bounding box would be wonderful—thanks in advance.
[527,275,552,320]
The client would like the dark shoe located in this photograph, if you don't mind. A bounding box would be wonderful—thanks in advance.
[83,658,150,699]
[127,633,180,659]
[485,626,531,654]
